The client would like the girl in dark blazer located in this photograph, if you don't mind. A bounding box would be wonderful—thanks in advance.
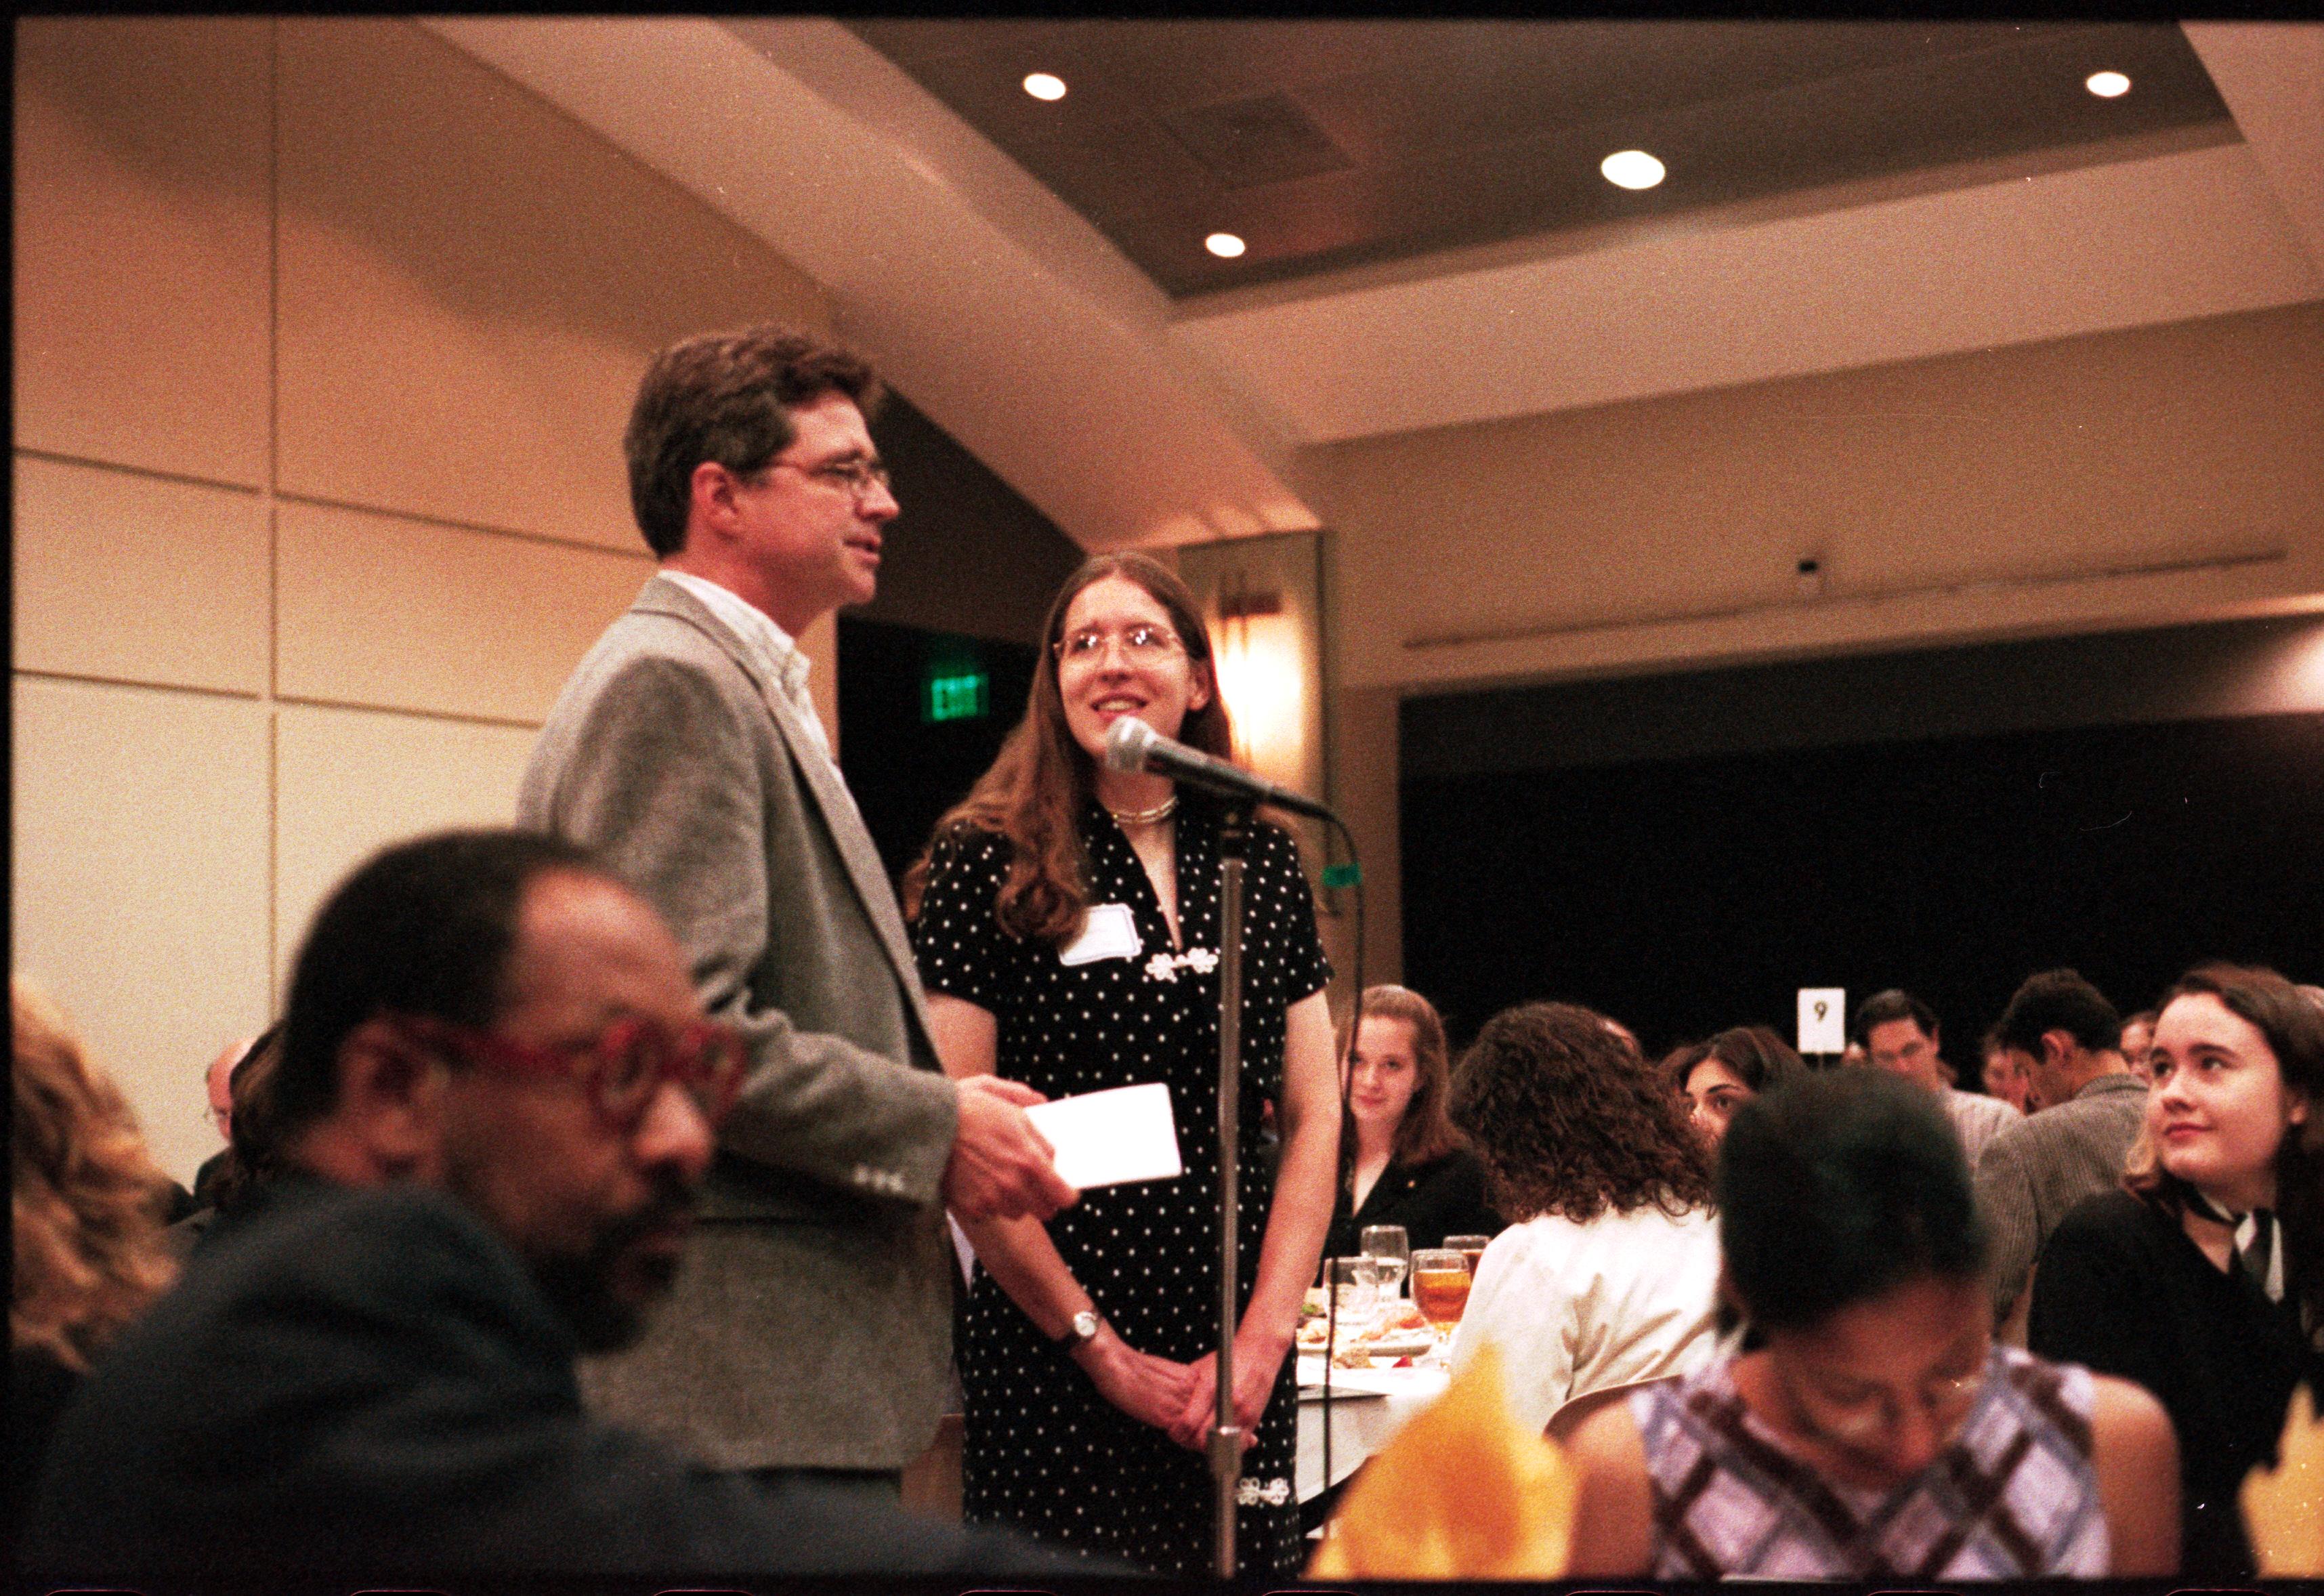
[1324,985,1500,1261]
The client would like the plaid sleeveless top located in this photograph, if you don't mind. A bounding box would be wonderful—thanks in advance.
[1632,1343,2108,1579]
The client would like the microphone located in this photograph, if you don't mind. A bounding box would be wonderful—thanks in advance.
[1102,717,1335,820]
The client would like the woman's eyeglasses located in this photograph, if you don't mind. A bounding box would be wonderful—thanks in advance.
[1053,623,1183,667]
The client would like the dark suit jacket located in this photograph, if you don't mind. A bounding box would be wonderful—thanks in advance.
[1323,1147,1502,1263]
[519,574,958,1469]
[23,1179,1059,1581]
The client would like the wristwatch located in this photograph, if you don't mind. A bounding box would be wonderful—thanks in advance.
[1057,1307,1103,1348]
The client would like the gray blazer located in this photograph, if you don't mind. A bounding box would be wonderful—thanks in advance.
[517,574,960,1471]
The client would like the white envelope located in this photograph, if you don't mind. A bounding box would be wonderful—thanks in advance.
[1025,1082,1184,1191]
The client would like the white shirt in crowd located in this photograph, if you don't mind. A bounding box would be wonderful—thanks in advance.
[658,568,834,759]
[1448,1202,1723,1439]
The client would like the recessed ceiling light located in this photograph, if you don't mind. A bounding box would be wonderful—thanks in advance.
[1205,232,1247,259]
[1022,72,1067,102]
[1600,149,1666,191]
[2085,70,2131,98]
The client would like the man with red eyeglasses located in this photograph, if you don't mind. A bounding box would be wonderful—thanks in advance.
[25,830,1069,1578]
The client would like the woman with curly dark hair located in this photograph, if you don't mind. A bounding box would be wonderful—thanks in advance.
[11,980,178,1538]
[1445,1001,1720,1437]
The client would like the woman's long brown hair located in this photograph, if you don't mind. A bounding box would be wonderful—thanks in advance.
[902,552,1235,947]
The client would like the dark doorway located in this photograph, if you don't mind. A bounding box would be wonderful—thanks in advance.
[1400,710,2324,1059]
[838,614,1038,889]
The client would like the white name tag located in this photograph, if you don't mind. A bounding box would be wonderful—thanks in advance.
[1059,902,1141,966]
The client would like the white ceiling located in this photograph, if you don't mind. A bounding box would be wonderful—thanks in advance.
[423,16,2323,552]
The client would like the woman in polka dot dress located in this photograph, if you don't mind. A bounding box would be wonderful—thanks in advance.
[904,553,1338,1576]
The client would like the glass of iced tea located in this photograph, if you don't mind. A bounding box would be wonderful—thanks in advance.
[1443,1234,1493,1277]
[1409,1248,1471,1341]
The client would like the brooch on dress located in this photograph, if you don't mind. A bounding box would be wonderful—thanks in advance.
[1236,1476,1292,1507]
[1143,946,1220,983]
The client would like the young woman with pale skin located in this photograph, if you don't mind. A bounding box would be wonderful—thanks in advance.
[1322,986,1496,1261]
[1565,1070,2180,1580]
[2031,963,2324,1578]
[905,553,1338,1576]
[1664,1025,1807,1148]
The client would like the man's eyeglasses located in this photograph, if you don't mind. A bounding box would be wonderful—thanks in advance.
[770,455,892,502]
[398,1013,747,1132]
[1053,623,1184,668]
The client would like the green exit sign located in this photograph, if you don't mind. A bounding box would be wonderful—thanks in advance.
[925,671,989,723]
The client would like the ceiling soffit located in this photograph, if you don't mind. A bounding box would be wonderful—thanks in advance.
[1172,135,2323,446]
[845,20,2233,297]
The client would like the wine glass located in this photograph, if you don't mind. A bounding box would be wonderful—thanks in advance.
[1410,1248,1472,1346]
[1359,1224,1410,1299]
[1443,1234,1493,1278]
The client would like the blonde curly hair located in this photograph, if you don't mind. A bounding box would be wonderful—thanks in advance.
[12,980,177,1371]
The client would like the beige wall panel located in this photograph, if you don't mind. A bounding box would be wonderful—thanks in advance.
[1324,684,1403,989]
[13,457,270,694]
[274,703,541,995]
[13,18,271,486]
[276,500,652,722]
[11,677,273,1186]
[1322,304,2324,690]
[275,18,828,551]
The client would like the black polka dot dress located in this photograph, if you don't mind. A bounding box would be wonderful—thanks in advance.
[914,797,1332,1577]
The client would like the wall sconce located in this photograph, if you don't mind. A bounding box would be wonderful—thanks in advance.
[1212,576,1307,782]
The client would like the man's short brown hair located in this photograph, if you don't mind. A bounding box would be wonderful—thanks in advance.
[624,324,881,558]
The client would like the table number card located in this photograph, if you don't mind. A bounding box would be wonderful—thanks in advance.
[1797,987,1847,1056]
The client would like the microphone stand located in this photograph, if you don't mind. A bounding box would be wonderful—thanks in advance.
[1210,796,1254,1580]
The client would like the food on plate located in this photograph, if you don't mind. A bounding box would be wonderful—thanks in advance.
[1297,1293,1434,1361]
[1375,1299,1427,1334]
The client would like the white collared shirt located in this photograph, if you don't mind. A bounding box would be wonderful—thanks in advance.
[658,568,832,758]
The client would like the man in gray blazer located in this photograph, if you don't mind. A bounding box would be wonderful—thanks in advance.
[518,325,1075,1490]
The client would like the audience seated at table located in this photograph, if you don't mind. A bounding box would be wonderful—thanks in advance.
[28,831,2324,1586]
[1445,1001,1723,1440]
[2030,961,2324,1578]
[1323,984,1501,1260]
[9,980,179,1545]
[1565,1068,2180,1580]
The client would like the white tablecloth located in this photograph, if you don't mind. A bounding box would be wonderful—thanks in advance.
[1294,1357,1449,1503]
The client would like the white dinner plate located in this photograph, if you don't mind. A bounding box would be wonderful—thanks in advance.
[1361,1330,1437,1358]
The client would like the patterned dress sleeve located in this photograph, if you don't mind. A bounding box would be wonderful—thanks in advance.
[910,825,1018,1012]
[1248,821,1332,1009]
